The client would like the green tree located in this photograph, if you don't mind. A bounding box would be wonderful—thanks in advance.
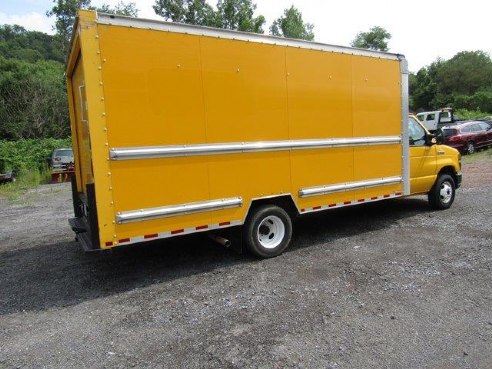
[409,59,443,111]
[153,0,265,33]
[215,0,265,33]
[47,0,139,56]
[153,0,217,26]
[46,0,91,55]
[410,51,492,113]
[0,57,69,140]
[270,6,314,41]
[0,25,64,63]
[351,26,391,52]
[96,1,139,17]
[437,51,492,97]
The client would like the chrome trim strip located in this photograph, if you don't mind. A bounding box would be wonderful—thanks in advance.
[399,56,410,196]
[299,176,402,198]
[110,136,401,160]
[116,197,242,224]
[96,13,401,61]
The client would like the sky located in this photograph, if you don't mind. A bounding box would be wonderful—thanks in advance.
[0,0,491,72]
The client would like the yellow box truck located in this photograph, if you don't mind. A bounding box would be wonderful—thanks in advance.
[67,10,462,257]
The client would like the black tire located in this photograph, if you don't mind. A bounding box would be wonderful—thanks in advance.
[243,205,292,258]
[428,174,456,210]
[466,141,475,154]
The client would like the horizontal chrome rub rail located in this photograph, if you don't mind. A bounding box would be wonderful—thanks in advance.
[116,197,243,224]
[299,176,402,198]
[110,136,402,160]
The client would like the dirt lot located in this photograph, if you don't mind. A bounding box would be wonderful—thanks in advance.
[1,158,491,369]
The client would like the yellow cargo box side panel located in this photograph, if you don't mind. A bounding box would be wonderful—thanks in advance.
[96,25,213,241]
[98,26,207,147]
[286,48,354,139]
[199,38,290,224]
[200,38,289,142]
[352,57,401,137]
[69,11,408,249]
[285,48,356,209]
[352,57,403,200]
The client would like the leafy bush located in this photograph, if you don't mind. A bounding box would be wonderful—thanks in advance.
[0,138,72,171]
[454,108,491,120]
[453,91,492,113]
[0,57,69,140]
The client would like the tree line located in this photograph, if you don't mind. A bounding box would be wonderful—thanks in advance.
[410,51,492,114]
[0,0,491,141]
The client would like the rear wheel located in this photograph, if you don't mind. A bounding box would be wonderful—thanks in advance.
[243,205,292,258]
[466,141,475,154]
[428,174,456,210]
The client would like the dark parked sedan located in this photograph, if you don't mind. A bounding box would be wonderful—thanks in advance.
[442,121,492,154]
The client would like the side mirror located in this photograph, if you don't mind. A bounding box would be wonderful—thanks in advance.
[425,133,437,146]
[434,129,445,144]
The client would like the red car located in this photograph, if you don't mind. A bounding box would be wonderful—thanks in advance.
[442,121,492,154]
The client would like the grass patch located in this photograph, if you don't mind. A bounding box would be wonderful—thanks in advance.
[0,166,52,201]
[462,148,492,164]
[0,138,71,172]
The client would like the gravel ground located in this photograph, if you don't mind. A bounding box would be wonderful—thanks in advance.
[0,159,491,369]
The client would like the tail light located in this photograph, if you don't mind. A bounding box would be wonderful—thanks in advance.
[448,136,461,142]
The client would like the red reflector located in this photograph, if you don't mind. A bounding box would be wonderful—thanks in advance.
[329,203,337,207]
[171,229,184,235]
[144,233,158,239]
[300,208,305,212]
[219,221,230,226]
[383,194,390,198]
[357,199,365,203]
[344,201,351,205]
[196,225,208,230]
[119,238,130,243]
[371,197,378,200]
[395,192,402,196]
[313,206,321,210]
[105,241,113,247]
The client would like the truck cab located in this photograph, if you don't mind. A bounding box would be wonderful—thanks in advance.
[409,114,462,201]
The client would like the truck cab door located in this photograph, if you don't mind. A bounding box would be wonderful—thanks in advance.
[409,117,437,194]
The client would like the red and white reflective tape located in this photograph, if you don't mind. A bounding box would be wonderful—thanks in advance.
[105,220,242,247]
[300,192,402,214]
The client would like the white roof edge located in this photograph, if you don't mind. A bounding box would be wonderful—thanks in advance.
[96,12,404,61]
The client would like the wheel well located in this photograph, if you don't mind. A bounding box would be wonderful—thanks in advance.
[438,166,457,185]
[247,195,299,220]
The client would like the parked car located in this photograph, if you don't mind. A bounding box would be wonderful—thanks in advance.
[50,148,74,171]
[0,160,16,185]
[442,121,492,154]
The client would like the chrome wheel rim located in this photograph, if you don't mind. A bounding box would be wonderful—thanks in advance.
[257,215,285,249]
[467,142,475,154]
[439,181,453,204]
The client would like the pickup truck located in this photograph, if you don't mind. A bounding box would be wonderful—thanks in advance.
[416,108,461,132]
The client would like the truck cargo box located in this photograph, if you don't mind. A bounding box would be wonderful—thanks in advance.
[67,10,460,257]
